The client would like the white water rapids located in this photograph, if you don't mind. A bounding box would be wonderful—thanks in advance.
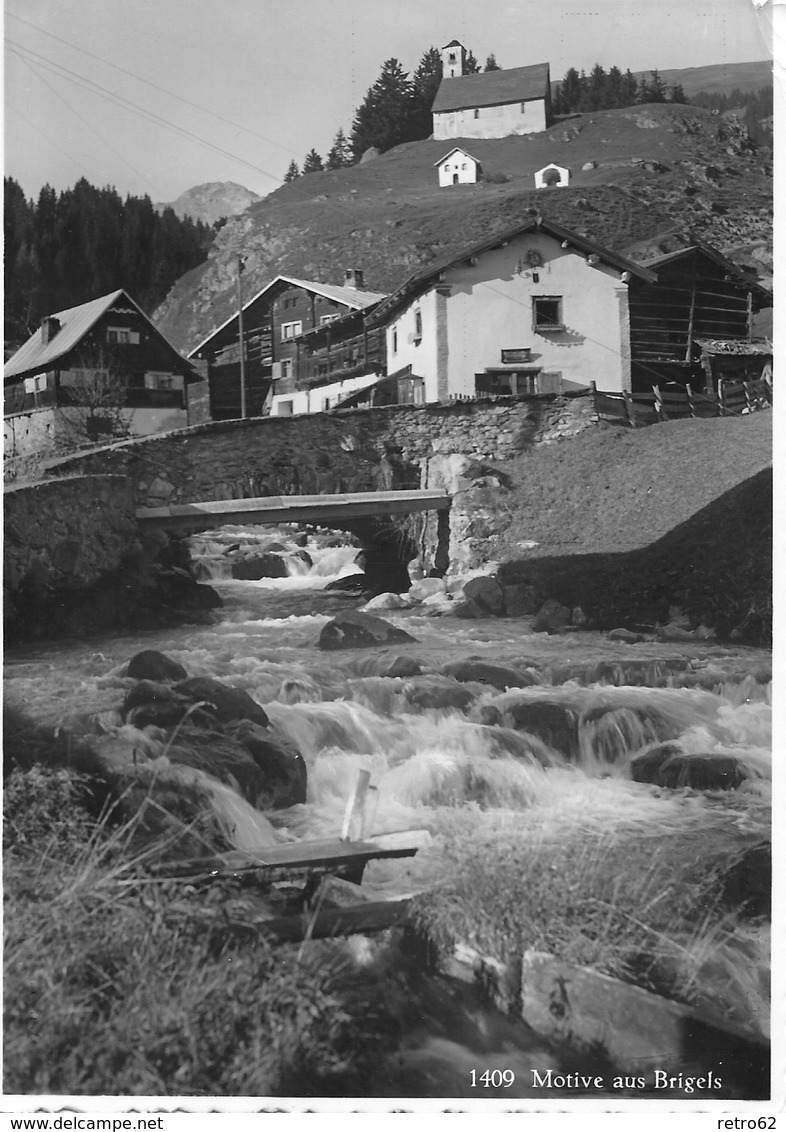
[4,524,771,1097]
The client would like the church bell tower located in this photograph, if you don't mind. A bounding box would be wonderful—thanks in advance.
[441,40,466,78]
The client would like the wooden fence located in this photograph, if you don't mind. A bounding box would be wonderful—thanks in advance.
[593,377,773,429]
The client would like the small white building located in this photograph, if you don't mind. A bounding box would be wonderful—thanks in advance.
[431,40,551,141]
[534,162,571,189]
[435,147,482,187]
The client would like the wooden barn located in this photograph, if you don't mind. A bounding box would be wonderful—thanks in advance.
[189,270,386,420]
[628,245,772,391]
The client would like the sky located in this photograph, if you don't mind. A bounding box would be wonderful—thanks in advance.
[3,0,775,204]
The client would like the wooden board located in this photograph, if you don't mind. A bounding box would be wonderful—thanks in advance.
[147,829,431,879]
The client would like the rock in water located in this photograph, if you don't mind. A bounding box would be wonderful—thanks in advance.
[318,610,417,650]
[384,656,424,678]
[362,592,410,611]
[231,553,289,580]
[123,681,197,728]
[440,659,537,691]
[630,744,746,790]
[126,650,188,682]
[462,576,505,616]
[532,599,572,633]
[228,720,308,807]
[173,677,270,728]
[324,574,367,592]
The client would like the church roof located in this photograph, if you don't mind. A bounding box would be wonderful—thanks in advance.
[442,39,463,49]
[432,62,550,113]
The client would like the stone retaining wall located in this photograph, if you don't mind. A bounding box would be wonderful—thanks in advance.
[43,393,597,508]
[4,475,139,600]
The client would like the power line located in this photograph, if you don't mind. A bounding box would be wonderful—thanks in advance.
[5,39,286,187]
[11,49,163,197]
[6,10,303,162]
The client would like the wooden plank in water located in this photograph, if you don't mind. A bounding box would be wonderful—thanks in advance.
[147,829,431,879]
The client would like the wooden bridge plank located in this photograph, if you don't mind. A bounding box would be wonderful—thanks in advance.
[136,489,452,532]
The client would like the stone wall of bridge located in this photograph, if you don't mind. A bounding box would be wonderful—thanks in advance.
[43,392,598,508]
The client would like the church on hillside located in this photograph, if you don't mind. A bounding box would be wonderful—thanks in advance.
[431,40,552,140]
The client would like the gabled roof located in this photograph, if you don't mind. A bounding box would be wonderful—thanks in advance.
[432,62,550,113]
[367,216,658,326]
[442,39,464,49]
[188,274,388,358]
[434,147,480,167]
[642,244,772,303]
[4,289,197,384]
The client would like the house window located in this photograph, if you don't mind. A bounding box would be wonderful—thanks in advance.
[414,310,422,340]
[277,399,294,415]
[320,314,339,325]
[392,328,398,353]
[144,372,175,390]
[281,320,303,340]
[449,52,456,62]
[533,297,564,331]
[281,358,293,378]
[520,102,527,113]
[462,163,467,170]
[23,374,47,394]
[107,326,140,345]
[473,108,479,119]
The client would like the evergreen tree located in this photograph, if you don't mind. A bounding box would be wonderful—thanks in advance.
[283,159,300,182]
[606,65,623,108]
[350,57,413,158]
[640,69,667,103]
[668,82,687,104]
[325,128,354,169]
[484,54,501,71]
[586,64,608,110]
[619,69,639,105]
[555,67,582,114]
[302,148,324,173]
[463,49,481,75]
[2,177,212,341]
[408,46,443,141]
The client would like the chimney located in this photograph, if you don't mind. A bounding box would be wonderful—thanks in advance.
[41,316,61,344]
[344,268,365,290]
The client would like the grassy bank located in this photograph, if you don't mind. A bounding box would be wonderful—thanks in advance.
[3,764,400,1096]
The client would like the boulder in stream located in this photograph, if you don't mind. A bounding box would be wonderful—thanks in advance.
[228,720,308,807]
[531,599,572,633]
[324,573,367,592]
[462,576,505,616]
[231,553,289,580]
[123,680,199,728]
[173,677,270,729]
[504,700,579,758]
[440,659,537,691]
[362,592,410,612]
[319,610,417,650]
[630,743,747,791]
[126,650,188,683]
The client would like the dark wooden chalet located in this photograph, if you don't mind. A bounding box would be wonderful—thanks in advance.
[628,245,772,392]
[188,270,386,420]
[4,289,199,418]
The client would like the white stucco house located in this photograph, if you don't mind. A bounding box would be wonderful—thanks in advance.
[435,147,482,187]
[534,163,571,189]
[431,41,551,141]
[366,217,658,401]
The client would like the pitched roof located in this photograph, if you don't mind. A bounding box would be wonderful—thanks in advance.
[367,217,658,325]
[442,39,464,49]
[434,147,480,167]
[4,289,197,383]
[188,274,388,357]
[642,243,772,303]
[432,63,550,113]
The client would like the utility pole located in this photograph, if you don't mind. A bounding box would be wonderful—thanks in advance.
[237,253,247,418]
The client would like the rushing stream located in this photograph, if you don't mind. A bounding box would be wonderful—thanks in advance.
[4,524,772,1099]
